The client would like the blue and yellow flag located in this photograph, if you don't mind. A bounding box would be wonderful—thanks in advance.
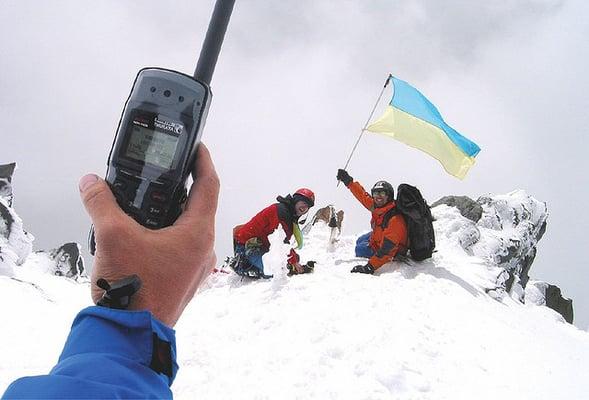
[366,76,481,179]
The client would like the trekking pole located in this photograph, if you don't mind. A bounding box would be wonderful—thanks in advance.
[338,74,392,186]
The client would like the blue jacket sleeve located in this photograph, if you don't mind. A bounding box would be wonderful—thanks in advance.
[2,306,179,399]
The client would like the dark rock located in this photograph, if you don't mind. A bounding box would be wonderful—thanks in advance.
[0,163,16,206]
[536,220,547,242]
[545,284,574,324]
[518,247,536,288]
[0,163,17,240]
[0,201,14,240]
[504,270,516,293]
[432,195,483,222]
[46,242,85,278]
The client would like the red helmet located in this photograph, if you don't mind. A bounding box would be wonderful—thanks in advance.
[293,188,315,207]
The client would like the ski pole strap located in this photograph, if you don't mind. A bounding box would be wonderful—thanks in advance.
[96,275,142,310]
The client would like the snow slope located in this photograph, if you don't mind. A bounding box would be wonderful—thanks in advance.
[1,191,588,399]
[173,204,587,399]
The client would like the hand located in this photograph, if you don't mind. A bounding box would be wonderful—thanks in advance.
[336,169,353,186]
[79,143,219,327]
[350,263,374,274]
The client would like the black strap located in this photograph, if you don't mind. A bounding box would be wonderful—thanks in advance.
[379,206,399,229]
[96,275,142,310]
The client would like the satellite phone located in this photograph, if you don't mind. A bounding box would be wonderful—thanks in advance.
[89,0,235,255]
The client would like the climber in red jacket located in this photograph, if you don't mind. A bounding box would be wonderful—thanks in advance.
[232,188,315,278]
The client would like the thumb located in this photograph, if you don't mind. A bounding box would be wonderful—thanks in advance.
[79,174,126,229]
[179,143,220,224]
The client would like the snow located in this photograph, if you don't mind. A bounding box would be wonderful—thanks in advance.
[1,192,588,399]
[0,270,88,386]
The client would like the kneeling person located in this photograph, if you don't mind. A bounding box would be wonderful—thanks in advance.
[232,188,315,278]
[337,169,407,274]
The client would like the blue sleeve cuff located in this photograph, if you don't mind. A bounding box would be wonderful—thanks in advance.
[2,306,179,399]
[57,306,179,384]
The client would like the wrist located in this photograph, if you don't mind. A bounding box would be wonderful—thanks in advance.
[127,289,180,328]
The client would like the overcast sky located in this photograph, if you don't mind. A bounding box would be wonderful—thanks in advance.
[1,0,587,328]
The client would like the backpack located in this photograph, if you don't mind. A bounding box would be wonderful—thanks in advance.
[394,184,436,261]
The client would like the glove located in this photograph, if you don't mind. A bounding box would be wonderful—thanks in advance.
[245,237,262,250]
[350,263,374,274]
[287,249,300,265]
[337,169,353,186]
[245,238,263,257]
[287,261,316,276]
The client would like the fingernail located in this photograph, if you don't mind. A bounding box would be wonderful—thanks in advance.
[79,174,99,192]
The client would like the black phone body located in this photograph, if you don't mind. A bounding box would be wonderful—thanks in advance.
[89,68,211,254]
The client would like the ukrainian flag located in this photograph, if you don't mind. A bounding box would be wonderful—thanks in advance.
[367,76,481,179]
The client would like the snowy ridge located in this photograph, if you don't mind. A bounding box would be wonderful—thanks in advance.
[0,267,89,388]
[171,191,587,399]
[1,191,588,399]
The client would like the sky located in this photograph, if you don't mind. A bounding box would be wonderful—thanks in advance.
[1,0,588,328]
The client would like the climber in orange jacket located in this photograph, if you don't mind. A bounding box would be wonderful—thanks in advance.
[337,169,408,274]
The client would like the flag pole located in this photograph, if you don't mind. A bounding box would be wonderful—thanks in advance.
[341,74,392,172]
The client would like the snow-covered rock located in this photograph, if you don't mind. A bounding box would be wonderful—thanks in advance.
[431,190,570,322]
[0,197,34,274]
[0,162,16,206]
[526,281,574,323]
[30,243,86,279]
[1,162,34,274]
[0,162,83,279]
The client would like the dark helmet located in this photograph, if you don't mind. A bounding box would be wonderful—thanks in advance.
[371,181,394,200]
[293,188,315,207]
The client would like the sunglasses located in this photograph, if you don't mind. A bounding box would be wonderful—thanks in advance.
[372,190,388,197]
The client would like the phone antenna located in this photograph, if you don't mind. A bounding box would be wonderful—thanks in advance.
[193,0,236,85]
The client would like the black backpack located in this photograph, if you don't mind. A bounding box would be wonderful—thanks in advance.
[394,184,435,261]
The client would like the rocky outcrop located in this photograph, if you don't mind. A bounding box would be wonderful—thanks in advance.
[526,281,574,323]
[0,163,16,206]
[472,191,548,300]
[0,162,29,274]
[432,191,573,323]
[33,242,85,279]
[0,197,34,274]
[432,195,483,222]
[0,162,84,279]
